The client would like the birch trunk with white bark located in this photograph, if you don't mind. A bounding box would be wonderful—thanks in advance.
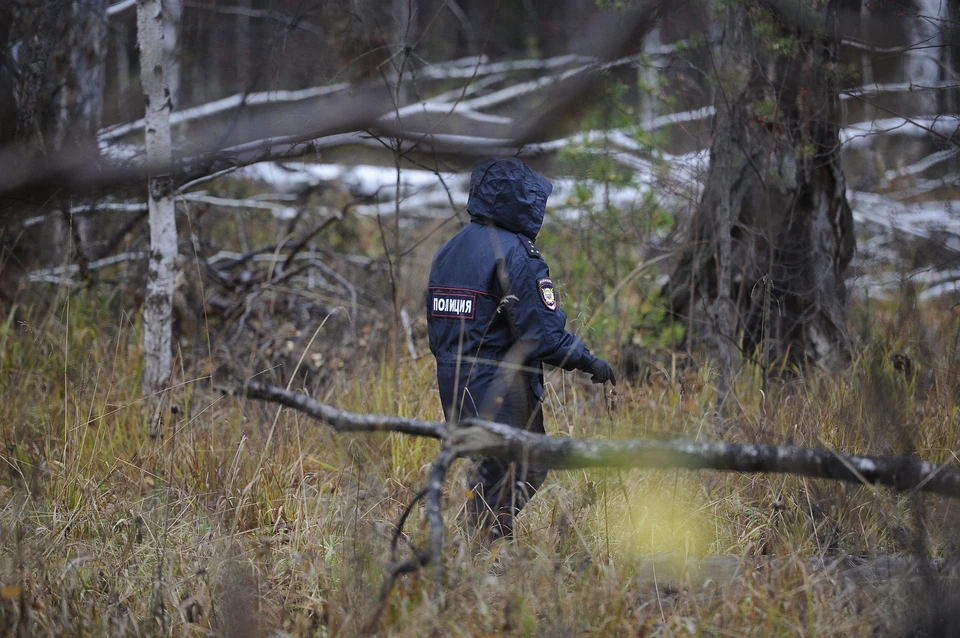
[162,0,181,110]
[137,0,177,436]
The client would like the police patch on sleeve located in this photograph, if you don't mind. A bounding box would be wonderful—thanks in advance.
[430,288,477,319]
[537,277,557,311]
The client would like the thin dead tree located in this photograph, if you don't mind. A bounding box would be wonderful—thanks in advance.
[138,0,178,437]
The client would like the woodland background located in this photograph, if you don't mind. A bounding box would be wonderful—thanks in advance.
[2,0,960,635]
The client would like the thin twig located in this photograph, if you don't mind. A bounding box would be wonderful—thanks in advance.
[280,194,371,275]
[391,487,429,561]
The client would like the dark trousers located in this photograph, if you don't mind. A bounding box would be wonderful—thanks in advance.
[464,387,547,539]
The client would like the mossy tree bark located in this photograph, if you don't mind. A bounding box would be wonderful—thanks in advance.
[664,1,856,389]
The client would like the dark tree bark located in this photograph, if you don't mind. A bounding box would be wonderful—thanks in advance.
[0,5,17,148]
[56,0,109,259]
[54,0,109,149]
[664,1,856,378]
[0,0,93,301]
[0,0,105,195]
[14,0,72,142]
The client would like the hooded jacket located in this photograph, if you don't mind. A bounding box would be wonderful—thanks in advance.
[426,157,594,425]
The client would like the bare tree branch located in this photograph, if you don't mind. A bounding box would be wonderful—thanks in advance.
[99,84,351,142]
[106,0,135,16]
[235,377,960,623]
[28,251,146,284]
[240,381,445,439]
[0,84,391,199]
[239,381,960,499]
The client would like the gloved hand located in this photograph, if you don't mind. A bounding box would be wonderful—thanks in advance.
[584,356,616,385]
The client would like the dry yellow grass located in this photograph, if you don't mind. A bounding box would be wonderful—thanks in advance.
[1,292,959,636]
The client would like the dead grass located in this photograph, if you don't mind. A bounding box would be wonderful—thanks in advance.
[2,292,960,636]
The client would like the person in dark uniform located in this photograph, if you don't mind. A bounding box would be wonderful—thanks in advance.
[425,157,616,540]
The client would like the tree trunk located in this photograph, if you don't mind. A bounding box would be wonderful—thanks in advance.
[113,19,133,119]
[55,0,108,148]
[392,0,417,104]
[906,0,944,115]
[1,0,98,277]
[0,6,17,147]
[638,25,663,127]
[162,0,181,109]
[857,0,874,122]
[663,1,856,378]
[937,0,957,116]
[137,0,178,436]
[56,0,108,255]
[236,0,250,91]
[15,0,71,142]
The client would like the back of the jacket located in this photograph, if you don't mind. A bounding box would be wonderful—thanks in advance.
[426,221,516,367]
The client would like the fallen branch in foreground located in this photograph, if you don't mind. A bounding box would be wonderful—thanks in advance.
[238,380,960,620]
[241,381,960,497]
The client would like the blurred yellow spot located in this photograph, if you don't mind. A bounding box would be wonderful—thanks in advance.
[600,481,712,558]
[0,585,21,599]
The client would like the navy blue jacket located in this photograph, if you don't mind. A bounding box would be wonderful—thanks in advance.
[426,158,595,425]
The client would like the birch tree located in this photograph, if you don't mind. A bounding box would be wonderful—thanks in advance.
[137,0,177,436]
[162,0,181,109]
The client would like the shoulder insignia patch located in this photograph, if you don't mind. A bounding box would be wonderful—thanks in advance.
[537,277,557,311]
[519,234,542,259]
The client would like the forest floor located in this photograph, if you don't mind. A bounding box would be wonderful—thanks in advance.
[2,289,960,637]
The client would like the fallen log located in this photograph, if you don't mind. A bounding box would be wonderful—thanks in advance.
[241,381,960,498]
[237,379,960,624]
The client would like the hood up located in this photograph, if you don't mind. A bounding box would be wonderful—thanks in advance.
[465,157,553,240]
